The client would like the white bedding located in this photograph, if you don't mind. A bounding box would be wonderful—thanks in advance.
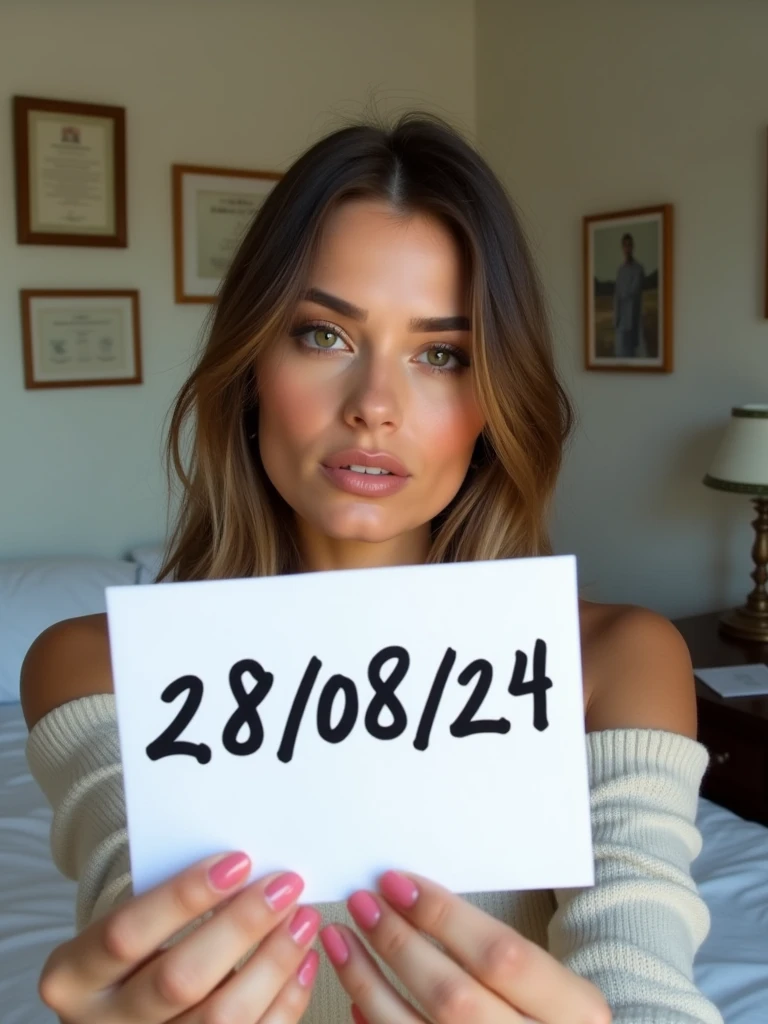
[0,703,75,1024]
[0,701,766,1023]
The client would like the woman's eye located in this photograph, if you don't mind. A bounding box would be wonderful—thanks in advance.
[293,324,348,352]
[426,349,452,368]
[309,327,343,350]
[416,346,467,371]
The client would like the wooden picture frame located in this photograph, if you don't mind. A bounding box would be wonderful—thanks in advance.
[583,204,673,372]
[172,163,282,303]
[20,289,142,389]
[13,96,127,247]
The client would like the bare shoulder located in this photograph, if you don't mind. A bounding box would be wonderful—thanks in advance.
[579,599,697,738]
[20,612,113,731]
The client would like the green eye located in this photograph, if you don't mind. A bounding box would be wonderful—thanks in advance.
[416,345,469,372]
[313,329,338,349]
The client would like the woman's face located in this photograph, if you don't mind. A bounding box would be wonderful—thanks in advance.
[258,199,485,563]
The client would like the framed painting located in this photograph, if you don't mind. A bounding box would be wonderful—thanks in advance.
[583,204,673,372]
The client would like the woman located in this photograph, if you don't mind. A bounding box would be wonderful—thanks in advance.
[21,112,721,1024]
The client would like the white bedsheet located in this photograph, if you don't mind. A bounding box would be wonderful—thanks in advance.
[1,701,766,1023]
[692,797,768,1021]
[0,703,75,1024]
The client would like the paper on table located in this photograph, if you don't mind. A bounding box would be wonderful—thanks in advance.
[106,555,594,904]
[695,663,768,698]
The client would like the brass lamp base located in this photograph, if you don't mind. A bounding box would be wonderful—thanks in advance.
[719,497,768,644]
[719,605,768,643]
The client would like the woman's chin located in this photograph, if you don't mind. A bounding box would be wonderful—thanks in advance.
[315,506,409,546]
[322,521,401,546]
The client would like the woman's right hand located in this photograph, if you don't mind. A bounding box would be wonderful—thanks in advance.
[39,852,320,1023]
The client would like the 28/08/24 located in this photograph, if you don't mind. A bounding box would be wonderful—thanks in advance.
[145,642,553,766]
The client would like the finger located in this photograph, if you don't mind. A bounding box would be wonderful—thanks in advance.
[177,905,321,1024]
[320,923,426,1023]
[346,889,516,1023]
[113,869,305,1022]
[257,949,321,1024]
[379,871,608,1023]
[39,851,254,1019]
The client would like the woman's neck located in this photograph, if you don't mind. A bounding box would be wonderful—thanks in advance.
[294,520,431,573]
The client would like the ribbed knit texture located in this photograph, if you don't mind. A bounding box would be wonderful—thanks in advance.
[26,695,723,1024]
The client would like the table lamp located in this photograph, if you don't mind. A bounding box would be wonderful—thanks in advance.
[703,404,768,641]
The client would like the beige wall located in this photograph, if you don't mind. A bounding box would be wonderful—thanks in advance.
[477,0,768,617]
[0,0,475,559]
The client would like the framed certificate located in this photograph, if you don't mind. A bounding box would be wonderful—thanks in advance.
[172,164,282,303]
[13,96,127,247]
[20,290,142,389]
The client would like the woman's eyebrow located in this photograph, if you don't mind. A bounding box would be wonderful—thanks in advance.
[301,288,471,332]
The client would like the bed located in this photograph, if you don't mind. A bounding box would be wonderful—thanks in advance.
[1,554,767,1022]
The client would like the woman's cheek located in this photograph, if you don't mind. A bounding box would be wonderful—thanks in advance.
[262,362,336,448]
[415,386,483,475]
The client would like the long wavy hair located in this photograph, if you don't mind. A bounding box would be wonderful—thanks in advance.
[158,111,573,582]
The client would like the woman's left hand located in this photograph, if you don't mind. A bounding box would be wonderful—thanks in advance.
[319,870,612,1024]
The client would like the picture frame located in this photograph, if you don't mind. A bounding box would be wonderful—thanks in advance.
[20,289,142,389]
[172,163,283,303]
[765,128,768,319]
[583,204,673,372]
[13,95,127,247]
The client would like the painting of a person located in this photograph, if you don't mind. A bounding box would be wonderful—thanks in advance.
[614,232,645,357]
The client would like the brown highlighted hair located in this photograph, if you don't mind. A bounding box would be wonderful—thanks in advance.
[158,111,573,583]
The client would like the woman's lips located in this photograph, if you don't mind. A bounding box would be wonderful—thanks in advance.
[321,448,410,497]
[322,449,408,476]
[321,465,410,497]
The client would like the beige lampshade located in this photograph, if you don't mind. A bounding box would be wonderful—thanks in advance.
[703,405,768,495]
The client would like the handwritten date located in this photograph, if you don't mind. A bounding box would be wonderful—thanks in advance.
[145,642,552,765]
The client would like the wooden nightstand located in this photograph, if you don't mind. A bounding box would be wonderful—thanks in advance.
[673,611,768,826]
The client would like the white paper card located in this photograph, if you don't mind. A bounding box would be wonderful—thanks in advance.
[106,555,593,903]
[695,663,768,698]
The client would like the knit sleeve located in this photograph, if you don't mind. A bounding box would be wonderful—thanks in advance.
[549,728,723,1024]
[25,694,132,932]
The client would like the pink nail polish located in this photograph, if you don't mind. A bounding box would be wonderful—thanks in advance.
[379,870,419,909]
[320,924,350,966]
[297,949,320,988]
[289,906,321,946]
[208,852,251,891]
[264,871,304,911]
[347,891,381,931]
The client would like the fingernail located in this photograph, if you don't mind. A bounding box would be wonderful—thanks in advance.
[379,870,419,909]
[264,871,304,911]
[320,924,350,966]
[208,852,251,891]
[289,906,321,946]
[351,1006,370,1024]
[297,949,320,988]
[347,891,381,931]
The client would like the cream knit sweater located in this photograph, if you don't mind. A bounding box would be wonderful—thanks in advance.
[26,695,723,1024]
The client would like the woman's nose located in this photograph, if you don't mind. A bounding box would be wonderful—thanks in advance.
[341,357,404,434]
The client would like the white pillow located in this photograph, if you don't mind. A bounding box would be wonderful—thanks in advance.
[0,557,138,703]
[128,544,167,584]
